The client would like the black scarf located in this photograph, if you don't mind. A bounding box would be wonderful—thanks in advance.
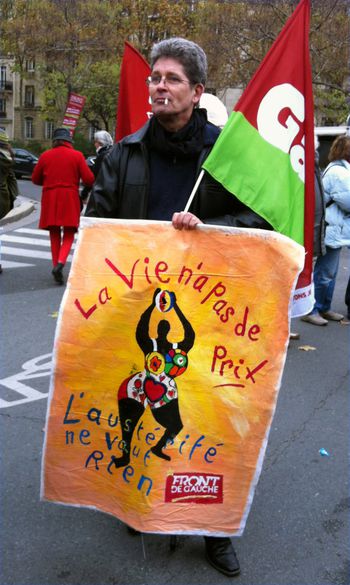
[147,108,208,158]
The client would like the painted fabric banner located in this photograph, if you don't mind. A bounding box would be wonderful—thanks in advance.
[62,92,86,137]
[41,219,303,536]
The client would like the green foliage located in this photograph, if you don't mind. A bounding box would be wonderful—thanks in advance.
[1,0,349,129]
[40,70,69,122]
[79,61,120,131]
[12,139,46,155]
[72,131,95,157]
[314,88,349,126]
[122,0,196,58]
[194,0,349,125]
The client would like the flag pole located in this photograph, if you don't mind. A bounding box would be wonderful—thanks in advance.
[183,169,205,212]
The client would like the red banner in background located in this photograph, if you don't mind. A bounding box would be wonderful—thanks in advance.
[115,42,151,142]
[62,92,86,137]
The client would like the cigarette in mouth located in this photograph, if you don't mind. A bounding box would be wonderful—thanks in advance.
[164,98,168,105]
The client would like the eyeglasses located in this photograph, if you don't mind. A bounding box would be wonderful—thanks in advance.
[146,74,191,87]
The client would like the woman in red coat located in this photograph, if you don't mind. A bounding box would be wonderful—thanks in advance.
[32,128,94,284]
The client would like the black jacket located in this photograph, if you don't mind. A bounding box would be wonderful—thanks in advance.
[314,152,326,257]
[85,120,271,230]
[80,144,112,201]
[0,150,18,219]
[93,145,112,179]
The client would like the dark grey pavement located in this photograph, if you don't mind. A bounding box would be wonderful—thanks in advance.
[0,200,349,585]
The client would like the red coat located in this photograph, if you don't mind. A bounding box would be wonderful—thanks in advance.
[32,143,95,229]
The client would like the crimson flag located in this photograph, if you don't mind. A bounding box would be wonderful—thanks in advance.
[203,0,314,316]
[115,42,151,142]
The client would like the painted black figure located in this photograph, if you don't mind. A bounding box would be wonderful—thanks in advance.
[109,288,195,470]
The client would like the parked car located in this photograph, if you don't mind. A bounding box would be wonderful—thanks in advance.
[13,148,38,179]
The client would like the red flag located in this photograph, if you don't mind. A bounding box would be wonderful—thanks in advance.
[203,0,314,317]
[115,42,151,142]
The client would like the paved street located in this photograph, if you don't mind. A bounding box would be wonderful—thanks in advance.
[0,198,349,585]
[18,178,41,200]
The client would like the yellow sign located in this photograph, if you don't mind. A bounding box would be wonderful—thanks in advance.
[41,219,304,536]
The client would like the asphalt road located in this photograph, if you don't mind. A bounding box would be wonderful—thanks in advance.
[18,177,42,202]
[0,199,349,585]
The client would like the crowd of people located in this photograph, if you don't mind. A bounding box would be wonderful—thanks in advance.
[1,35,349,578]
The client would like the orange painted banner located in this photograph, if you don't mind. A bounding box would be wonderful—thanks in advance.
[41,219,304,536]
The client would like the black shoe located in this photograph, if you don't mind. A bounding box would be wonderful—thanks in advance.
[204,536,240,577]
[126,525,140,536]
[52,262,64,284]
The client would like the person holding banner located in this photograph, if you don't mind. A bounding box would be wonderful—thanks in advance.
[86,39,269,233]
[32,128,94,285]
[86,37,273,578]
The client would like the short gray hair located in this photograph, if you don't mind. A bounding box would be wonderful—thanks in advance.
[150,38,207,86]
[94,130,113,147]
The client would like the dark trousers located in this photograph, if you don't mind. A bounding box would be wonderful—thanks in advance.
[313,246,341,313]
[345,275,350,318]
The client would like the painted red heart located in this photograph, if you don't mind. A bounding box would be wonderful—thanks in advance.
[144,377,167,402]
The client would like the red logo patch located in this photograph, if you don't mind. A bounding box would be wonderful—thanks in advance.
[165,473,223,504]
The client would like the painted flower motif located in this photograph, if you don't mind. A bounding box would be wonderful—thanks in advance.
[150,355,162,372]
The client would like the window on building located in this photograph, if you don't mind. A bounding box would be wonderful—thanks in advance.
[26,59,35,72]
[0,98,6,117]
[0,65,6,89]
[25,117,34,139]
[24,86,35,107]
[45,121,55,140]
[89,126,99,141]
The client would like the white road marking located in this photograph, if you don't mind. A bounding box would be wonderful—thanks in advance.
[0,353,52,408]
[17,227,78,239]
[1,246,54,260]
[0,228,76,266]
[17,228,49,235]
[1,260,35,268]
[0,235,51,247]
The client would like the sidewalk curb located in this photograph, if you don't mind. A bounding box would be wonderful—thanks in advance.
[0,196,35,227]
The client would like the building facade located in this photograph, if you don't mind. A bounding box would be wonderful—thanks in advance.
[0,55,94,151]
[0,57,15,139]
[0,55,54,147]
